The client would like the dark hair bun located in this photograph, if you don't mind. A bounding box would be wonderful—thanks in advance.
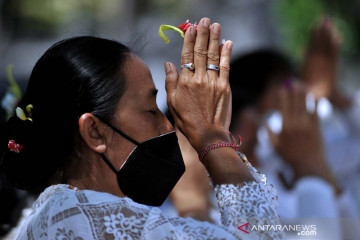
[1,80,78,190]
[2,107,63,189]
[3,117,45,189]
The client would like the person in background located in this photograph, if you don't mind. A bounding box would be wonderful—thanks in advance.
[302,17,360,212]
[229,17,360,239]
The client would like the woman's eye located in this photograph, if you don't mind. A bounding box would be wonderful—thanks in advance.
[147,110,157,114]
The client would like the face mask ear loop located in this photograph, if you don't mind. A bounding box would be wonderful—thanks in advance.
[93,114,140,146]
[103,121,139,146]
[100,154,119,174]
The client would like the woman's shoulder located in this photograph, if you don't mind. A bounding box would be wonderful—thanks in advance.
[20,184,152,240]
[30,184,152,230]
[34,184,149,211]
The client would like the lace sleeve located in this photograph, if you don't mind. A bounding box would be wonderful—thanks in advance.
[212,152,284,239]
[140,182,283,240]
[142,152,284,239]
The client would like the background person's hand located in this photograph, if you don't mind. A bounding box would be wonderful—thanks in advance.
[165,17,233,151]
[267,83,340,193]
[302,17,344,103]
[268,83,324,171]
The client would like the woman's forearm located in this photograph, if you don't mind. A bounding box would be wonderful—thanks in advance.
[193,132,255,185]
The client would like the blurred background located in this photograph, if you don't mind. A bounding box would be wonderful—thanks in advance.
[2,0,360,238]
[1,0,360,111]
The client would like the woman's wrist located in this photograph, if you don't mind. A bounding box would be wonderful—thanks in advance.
[189,129,231,152]
[186,129,255,185]
[203,147,255,184]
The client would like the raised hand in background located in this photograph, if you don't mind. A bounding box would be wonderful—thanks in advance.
[267,83,340,194]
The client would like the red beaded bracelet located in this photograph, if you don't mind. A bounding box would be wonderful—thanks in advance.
[198,133,242,163]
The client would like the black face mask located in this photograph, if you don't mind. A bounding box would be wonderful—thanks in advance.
[98,119,185,206]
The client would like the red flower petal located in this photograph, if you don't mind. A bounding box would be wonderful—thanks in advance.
[178,20,197,34]
[8,140,24,153]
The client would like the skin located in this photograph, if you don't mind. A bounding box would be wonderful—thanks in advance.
[232,82,341,194]
[67,18,254,200]
[302,17,352,109]
[165,18,254,185]
[166,18,256,221]
[270,84,340,194]
[170,17,346,220]
[67,55,172,197]
[231,18,347,195]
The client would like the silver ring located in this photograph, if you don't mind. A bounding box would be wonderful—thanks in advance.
[180,63,195,70]
[206,64,219,71]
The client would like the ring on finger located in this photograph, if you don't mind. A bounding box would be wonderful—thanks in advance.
[180,63,195,71]
[206,64,219,71]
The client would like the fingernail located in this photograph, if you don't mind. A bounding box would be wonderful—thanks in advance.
[226,40,233,49]
[213,24,220,33]
[190,26,196,36]
[202,18,210,27]
[164,63,170,73]
[221,39,226,45]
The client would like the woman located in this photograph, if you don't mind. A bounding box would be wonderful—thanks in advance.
[1,18,282,239]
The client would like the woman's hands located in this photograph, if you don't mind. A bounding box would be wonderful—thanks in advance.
[165,18,233,152]
[165,17,253,185]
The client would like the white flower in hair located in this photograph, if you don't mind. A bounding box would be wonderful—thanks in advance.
[16,107,27,121]
[15,104,33,122]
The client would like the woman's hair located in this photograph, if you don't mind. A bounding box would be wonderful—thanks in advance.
[1,36,131,190]
[229,49,295,127]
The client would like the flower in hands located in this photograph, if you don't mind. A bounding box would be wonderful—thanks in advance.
[159,20,197,44]
[178,20,197,34]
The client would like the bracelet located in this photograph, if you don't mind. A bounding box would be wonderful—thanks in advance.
[198,133,242,163]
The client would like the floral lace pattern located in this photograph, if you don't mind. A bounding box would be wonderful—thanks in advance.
[54,228,84,240]
[215,183,282,239]
[15,157,283,239]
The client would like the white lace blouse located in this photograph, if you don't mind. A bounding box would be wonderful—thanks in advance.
[15,160,283,239]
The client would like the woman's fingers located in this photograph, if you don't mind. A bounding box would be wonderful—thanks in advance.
[181,26,196,66]
[194,18,210,74]
[164,62,179,105]
[170,17,234,145]
[207,23,221,76]
[218,40,233,85]
[180,26,196,78]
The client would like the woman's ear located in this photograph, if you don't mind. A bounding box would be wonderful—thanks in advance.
[78,113,107,153]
